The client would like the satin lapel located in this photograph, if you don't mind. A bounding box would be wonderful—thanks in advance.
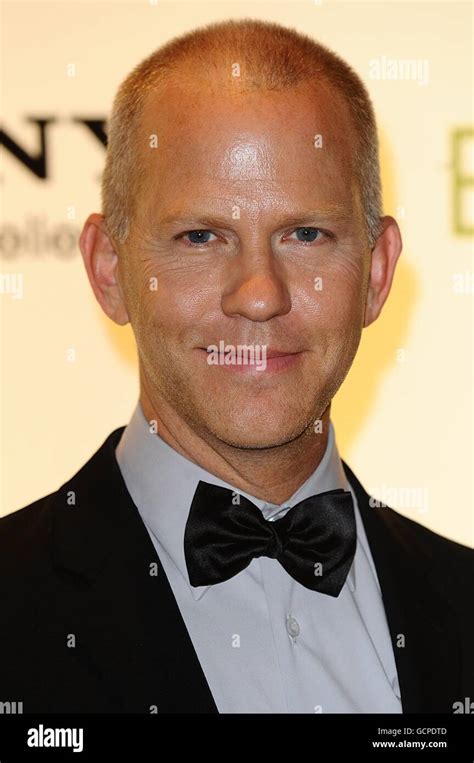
[52,428,218,713]
[343,461,462,713]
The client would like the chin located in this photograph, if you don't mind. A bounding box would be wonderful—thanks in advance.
[203,408,310,450]
[214,428,307,450]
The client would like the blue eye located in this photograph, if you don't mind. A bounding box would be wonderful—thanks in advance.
[184,230,216,245]
[291,227,323,243]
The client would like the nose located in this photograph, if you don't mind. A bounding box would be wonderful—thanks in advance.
[221,246,291,322]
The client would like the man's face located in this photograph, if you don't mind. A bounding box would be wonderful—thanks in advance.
[118,78,371,449]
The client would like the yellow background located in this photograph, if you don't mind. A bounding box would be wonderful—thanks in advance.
[1,0,473,547]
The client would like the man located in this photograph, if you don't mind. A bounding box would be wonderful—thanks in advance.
[1,19,472,714]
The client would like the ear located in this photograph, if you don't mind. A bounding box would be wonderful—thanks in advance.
[363,215,403,328]
[79,213,130,326]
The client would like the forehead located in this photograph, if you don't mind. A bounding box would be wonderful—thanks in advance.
[137,76,358,218]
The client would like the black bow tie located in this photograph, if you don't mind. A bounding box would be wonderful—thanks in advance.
[184,481,357,597]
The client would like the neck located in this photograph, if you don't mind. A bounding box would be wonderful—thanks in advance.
[139,385,331,506]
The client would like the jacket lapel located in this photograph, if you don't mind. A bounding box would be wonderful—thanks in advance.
[52,427,218,713]
[343,460,463,713]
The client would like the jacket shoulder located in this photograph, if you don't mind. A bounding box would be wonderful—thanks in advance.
[342,460,473,600]
[0,427,126,575]
[379,501,473,573]
[0,492,57,574]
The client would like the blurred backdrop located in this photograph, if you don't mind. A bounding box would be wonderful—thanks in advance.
[1,0,472,546]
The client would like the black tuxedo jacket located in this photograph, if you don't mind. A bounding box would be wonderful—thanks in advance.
[1,427,473,714]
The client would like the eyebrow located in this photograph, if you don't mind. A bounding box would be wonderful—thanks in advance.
[158,206,353,229]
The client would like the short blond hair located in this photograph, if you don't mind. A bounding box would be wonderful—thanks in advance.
[101,18,382,248]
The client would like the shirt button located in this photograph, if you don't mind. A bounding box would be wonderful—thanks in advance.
[286,615,300,638]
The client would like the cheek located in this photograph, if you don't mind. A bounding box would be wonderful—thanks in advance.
[132,270,219,360]
[296,253,366,334]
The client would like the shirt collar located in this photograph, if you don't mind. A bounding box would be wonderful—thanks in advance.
[115,401,358,601]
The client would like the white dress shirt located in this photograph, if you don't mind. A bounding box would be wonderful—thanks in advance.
[115,402,402,713]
